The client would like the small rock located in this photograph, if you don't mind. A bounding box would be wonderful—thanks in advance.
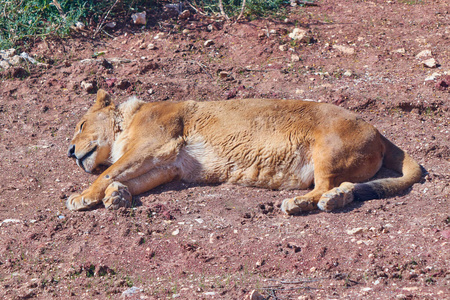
[287,242,301,253]
[154,32,164,40]
[147,43,156,50]
[117,79,131,90]
[422,58,437,68]
[343,70,352,77]
[279,44,288,51]
[392,48,406,54]
[81,81,94,92]
[179,10,190,20]
[172,228,180,236]
[416,49,432,59]
[435,75,450,90]
[291,54,300,62]
[105,78,117,88]
[139,43,146,49]
[131,11,146,25]
[332,45,355,55]
[289,28,311,43]
[104,22,116,29]
[248,290,264,300]
[425,72,441,81]
[182,29,191,34]
[346,227,365,235]
[0,48,16,59]
[219,71,229,79]
[204,40,214,47]
[74,21,85,30]
[0,60,10,69]
[9,55,24,65]
[101,58,113,69]
[207,24,213,31]
[20,52,37,64]
[121,286,142,298]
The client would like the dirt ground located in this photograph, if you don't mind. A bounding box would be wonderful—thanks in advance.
[0,0,449,299]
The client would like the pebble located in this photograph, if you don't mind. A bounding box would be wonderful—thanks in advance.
[182,29,191,34]
[172,228,180,235]
[249,290,264,300]
[219,71,229,79]
[291,54,300,62]
[121,286,142,297]
[347,227,365,235]
[105,22,116,29]
[131,11,146,25]
[332,45,355,55]
[289,28,309,42]
[343,70,352,77]
[425,72,441,81]
[279,44,288,51]
[392,48,406,54]
[204,40,214,47]
[415,49,432,59]
[81,81,94,92]
[0,60,9,69]
[179,10,190,20]
[422,58,437,68]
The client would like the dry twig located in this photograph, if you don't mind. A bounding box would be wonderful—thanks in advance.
[94,0,120,38]
[218,0,230,20]
[236,0,246,21]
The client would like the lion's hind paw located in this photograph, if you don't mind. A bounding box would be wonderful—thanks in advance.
[317,182,354,212]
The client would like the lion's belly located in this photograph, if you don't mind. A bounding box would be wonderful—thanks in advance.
[174,135,314,190]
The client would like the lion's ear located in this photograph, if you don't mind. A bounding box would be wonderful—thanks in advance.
[94,89,114,109]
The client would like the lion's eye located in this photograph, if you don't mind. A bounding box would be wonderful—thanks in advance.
[79,121,86,132]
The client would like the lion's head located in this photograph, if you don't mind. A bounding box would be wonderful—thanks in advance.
[68,89,115,173]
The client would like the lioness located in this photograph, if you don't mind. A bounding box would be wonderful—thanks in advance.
[66,89,422,214]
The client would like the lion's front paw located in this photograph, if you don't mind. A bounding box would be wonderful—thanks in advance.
[66,193,95,211]
[317,182,354,212]
[103,182,132,210]
[281,197,315,215]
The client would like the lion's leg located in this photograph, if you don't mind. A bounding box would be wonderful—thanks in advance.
[123,166,178,196]
[66,141,181,211]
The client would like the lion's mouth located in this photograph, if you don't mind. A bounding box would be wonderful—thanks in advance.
[76,145,97,173]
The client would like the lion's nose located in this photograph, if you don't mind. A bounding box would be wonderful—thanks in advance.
[68,144,76,158]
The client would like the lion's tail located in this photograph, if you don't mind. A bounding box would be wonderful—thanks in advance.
[353,136,422,201]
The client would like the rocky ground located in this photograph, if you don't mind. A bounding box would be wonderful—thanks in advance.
[0,0,449,299]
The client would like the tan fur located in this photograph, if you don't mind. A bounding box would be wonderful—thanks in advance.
[66,90,422,214]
